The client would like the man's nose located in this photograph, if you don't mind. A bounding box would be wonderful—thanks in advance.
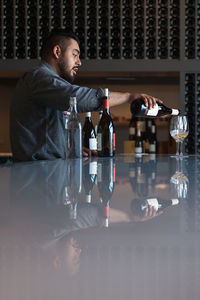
[77,57,82,66]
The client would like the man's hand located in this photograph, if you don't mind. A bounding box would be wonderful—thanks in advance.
[109,91,163,109]
[83,146,98,157]
[129,93,163,110]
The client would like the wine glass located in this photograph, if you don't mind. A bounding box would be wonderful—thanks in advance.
[170,116,189,157]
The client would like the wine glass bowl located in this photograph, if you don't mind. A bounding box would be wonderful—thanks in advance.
[170,116,189,157]
[170,171,189,199]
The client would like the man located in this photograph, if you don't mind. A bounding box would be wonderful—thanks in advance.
[10,29,162,161]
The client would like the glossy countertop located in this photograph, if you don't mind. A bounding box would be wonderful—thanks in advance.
[0,154,199,300]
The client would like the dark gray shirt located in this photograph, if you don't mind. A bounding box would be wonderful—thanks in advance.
[10,62,103,161]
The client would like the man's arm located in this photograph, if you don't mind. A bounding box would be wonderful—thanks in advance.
[109,91,163,110]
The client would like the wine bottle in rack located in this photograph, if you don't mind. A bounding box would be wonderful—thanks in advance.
[129,116,137,141]
[130,99,180,118]
[97,89,115,157]
[82,112,97,151]
[135,125,143,154]
[149,120,157,153]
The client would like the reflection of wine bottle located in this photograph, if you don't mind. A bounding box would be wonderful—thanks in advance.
[131,197,179,217]
[135,156,148,197]
[130,99,180,118]
[83,160,97,203]
[97,158,115,227]
[65,159,82,219]
[128,160,136,192]
[82,112,97,151]
[97,89,115,157]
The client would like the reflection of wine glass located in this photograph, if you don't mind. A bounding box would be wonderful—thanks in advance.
[170,116,189,157]
[170,158,189,199]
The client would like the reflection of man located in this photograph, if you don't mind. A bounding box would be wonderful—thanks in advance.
[10,28,162,161]
[8,159,105,277]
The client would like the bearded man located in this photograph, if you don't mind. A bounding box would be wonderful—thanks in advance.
[10,29,161,161]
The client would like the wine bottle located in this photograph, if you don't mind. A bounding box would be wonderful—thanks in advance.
[129,115,136,141]
[97,88,115,157]
[82,112,97,151]
[66,97,82,158]
[130,99,180,118]
[135,125,143,154]
[137,118,146,152]
[149,121,157,153]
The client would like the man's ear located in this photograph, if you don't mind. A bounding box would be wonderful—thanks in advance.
[53,45,61,59]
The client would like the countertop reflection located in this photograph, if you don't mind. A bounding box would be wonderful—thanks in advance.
[0,154,199,300]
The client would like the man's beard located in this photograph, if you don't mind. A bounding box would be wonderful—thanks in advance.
[58,56,75,83]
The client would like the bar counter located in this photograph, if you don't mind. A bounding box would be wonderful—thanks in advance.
[0,154,200,300]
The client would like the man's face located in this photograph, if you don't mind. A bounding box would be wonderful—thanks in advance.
[57,38,81,83]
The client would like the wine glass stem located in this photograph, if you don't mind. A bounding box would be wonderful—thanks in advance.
[176,142,183,156]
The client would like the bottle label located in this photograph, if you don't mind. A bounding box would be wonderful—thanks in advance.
[171,109,179,115]
[146,198,159,211]
[171,199,179,205]
[150,144,156,152]
[146,104,159,116]
[135,146,142,153]
[97,133,102,151]
[89,137,97,150]
[89,161,97,175]
[152,125,156,133]
[129,127,135,135]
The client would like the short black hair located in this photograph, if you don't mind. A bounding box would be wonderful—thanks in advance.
[40,28,80,60]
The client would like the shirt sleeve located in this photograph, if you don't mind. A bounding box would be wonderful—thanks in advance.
[29,67,104,112]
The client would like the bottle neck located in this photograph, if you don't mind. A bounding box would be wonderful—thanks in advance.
[70,102,78,114]
[103,97,110,113]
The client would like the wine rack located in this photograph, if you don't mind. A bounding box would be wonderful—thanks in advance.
[182,72,200,155]
[0,0,182,60]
